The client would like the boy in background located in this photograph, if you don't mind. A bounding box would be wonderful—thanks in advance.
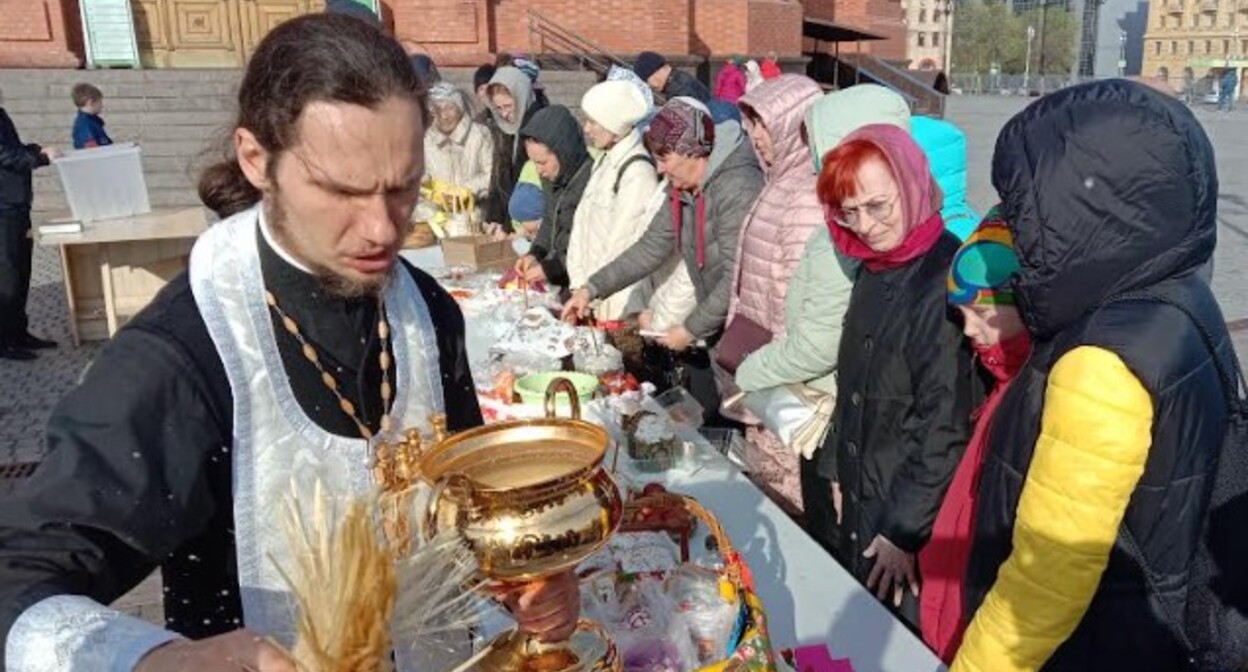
[70,83,112,149]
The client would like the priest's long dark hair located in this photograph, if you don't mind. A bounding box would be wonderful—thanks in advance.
[198,13,428,218]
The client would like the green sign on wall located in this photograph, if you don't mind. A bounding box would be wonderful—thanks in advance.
[79,0,140,69]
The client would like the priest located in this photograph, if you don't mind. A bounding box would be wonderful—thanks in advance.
[0,14,578,672]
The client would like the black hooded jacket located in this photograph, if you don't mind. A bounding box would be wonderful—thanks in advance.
[520,105,591,287]
[963,80,1235,671]
[0,108,48,212]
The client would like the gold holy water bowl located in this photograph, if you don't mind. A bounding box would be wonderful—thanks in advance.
[419,378,624,671]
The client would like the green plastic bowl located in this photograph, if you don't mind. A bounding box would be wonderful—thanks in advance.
[514,371,600,408]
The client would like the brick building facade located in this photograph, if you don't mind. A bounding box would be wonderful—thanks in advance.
[0,0,818,69]
[1142,0,1246,97]
[801,0,907,61]
[0,0,84,68]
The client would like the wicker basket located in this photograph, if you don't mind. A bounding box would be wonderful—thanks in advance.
[620,492,778,672]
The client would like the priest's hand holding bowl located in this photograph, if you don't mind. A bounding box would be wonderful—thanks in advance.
[135,629,295,672]
[491,569,582,641]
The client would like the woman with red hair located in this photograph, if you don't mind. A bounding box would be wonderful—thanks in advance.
[815,124,978,627]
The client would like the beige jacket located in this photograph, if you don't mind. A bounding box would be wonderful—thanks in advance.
[423,116,494,198]
[567,132,659,319]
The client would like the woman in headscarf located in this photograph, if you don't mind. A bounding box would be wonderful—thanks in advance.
[815,124,976,627]
[713,74,825,516]
[423,82,493,201]
[514,106,593,287]
[563,97,764,423]
[484,66,548,227]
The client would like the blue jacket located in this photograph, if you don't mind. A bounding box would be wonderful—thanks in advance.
[912,116,978,240]
[72,111,112,149]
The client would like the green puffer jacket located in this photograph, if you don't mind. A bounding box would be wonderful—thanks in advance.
[734,226,855,395]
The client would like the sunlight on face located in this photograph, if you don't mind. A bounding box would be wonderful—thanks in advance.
[432,100,464,135]
[645,66,669,94]
[743,115,774,168]
[838,157,906,253]
[656,152,705,192]
[957,304,1025,348]
[262,97,424,297]
[526,140,561,181]
[491,89,516,123]
[583,117,617,151]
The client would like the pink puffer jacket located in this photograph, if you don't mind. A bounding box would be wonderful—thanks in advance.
[727,75,825,339]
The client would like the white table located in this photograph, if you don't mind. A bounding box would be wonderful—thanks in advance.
[422,254,946,672]
[642,446,946,672]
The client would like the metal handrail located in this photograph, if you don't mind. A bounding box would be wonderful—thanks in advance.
[840,52,946,117]
[526,9,631,73]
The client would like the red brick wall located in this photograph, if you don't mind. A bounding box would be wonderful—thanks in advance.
[747,0,803,56]
[801,0,838,23]
[799,0,904,58]
[693,0,749,56]
[0,0,81,68]
[489,0,691,56]
[866,0,906,60]
[392,0,492,57]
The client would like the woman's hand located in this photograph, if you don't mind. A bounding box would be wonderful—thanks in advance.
[863,534,919,607]
[658,325,695,352]
[637,310,654,331]
[515,255,546,283]
[831,481,843,525]
[561,288,592,323]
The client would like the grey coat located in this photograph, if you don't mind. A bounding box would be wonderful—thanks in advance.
[586,123,763,339]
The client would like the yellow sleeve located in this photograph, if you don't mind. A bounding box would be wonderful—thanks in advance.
[951,346,1154,672]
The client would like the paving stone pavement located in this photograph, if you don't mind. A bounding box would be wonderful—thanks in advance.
[0,245,102,475]
[3,93,1248,626]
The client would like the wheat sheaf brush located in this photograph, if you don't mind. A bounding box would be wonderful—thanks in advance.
[274,481,489,672]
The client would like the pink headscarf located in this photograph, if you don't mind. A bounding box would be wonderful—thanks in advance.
[824,124,945,272]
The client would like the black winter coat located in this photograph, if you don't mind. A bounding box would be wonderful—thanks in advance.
[817,231,979,611]
[520,105,591,287]
[0,108,48,212]
[964,80,1234,671]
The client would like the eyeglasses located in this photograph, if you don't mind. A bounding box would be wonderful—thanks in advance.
[830,193,899,229]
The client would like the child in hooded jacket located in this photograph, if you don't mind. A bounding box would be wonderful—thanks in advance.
[920,210,1030,663]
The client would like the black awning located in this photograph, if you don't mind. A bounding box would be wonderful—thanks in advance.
[803,17,885,43]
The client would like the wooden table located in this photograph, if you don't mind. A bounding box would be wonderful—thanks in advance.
[37,208,210,345]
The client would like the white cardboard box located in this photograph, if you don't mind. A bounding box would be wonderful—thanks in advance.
[53,143,151,223]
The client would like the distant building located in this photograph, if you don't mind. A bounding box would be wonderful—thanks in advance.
[0,0,806,69]
[1092,0,1149,77]
[904,0,954,69]
[1008,0,1101,77]
[1142,0,1246,95]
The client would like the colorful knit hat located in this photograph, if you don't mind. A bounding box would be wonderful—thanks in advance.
[947,207,1020,306]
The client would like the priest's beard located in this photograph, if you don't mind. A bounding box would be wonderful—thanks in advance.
[266,197,408,300]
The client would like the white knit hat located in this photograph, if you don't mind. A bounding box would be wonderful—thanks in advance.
[581,80,650,136]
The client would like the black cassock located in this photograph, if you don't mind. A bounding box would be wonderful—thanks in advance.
[0,229,482,660]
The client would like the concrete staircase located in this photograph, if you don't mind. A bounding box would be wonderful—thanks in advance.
[0,68,598,220]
